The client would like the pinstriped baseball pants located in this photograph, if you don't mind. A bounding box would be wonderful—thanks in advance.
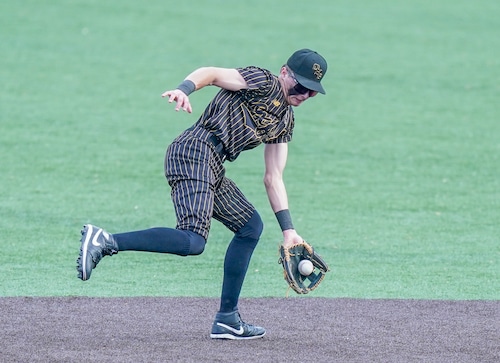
[165,132,254,240]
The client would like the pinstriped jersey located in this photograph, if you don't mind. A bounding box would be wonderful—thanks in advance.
[194,66,294,162]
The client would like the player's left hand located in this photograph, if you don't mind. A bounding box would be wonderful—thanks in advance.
[161,89,193,113]
[282,229,303,248]
[278,240,330,294]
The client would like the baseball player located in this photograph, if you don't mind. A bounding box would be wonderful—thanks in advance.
[77,49,328,340]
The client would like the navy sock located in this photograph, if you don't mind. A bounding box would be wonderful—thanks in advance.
[114,228,205,256]
[219,210,263,313]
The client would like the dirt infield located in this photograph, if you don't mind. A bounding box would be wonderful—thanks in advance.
[1,297,498,362]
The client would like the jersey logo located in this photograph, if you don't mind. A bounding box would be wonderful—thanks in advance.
[272,100,281,107]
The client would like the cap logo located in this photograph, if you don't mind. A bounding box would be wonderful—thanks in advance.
[312,63,323,80]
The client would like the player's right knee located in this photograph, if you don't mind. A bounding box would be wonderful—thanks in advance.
[186,230,206,255]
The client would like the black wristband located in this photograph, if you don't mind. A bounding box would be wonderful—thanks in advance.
[176,79,196,96]
[275,209,294,231]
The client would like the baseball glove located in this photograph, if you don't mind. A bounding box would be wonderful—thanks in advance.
[278,241,330,294]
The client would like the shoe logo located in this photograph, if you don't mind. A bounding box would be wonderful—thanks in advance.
[92,229,103,247]
[216,322,244,335]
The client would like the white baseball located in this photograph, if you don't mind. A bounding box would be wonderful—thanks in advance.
[298,260,314,276]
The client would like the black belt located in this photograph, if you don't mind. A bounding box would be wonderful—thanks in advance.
[187,125,227,161]
[208,133,227,161]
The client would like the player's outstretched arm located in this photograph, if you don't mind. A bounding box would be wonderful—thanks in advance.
[161,67,248,113]
[263,143,304,247]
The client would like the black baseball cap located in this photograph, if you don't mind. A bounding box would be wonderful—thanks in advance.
[286,49,327,94]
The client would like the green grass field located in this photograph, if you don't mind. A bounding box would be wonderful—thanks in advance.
[1,0,498,299]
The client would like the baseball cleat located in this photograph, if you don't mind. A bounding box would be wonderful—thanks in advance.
[210,311,266,340]
[76,224,118,281]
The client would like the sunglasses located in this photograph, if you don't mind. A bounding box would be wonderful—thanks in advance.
[287,68,316,96]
